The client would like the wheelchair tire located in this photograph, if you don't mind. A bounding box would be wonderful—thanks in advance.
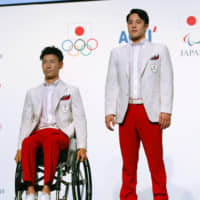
[15,162,24,200]
[72,159,92,200]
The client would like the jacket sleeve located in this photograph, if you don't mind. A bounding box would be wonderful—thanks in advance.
[71,88,87,150]
[160,45,174,114]
[17,90,33,150]
[105,49,119,116]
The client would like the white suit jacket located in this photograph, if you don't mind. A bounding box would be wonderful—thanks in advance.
[17,80,87,150]
[105,40,174,123]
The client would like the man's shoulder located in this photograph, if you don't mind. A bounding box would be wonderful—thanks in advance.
[60,80,78,90]
[25,84,42,94]
[111,43,129,53]
[59,80,80,95]
[109,43,129,60]
[150,42,168,51]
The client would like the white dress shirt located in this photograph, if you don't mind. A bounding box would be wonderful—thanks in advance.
[37,79,60,130]
[129,39,146,100]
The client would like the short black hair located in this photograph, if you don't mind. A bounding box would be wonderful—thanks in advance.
[126,9,149,25]
[40,46,64,62]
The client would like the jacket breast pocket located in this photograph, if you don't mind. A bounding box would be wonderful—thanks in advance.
[147,60,161,73]
[59,100,71,113]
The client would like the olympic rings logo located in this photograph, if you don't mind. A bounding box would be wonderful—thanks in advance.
[61,38,98,57]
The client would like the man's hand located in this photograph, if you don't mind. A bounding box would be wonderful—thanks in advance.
[159,113,171,129]
[77,148,87,162]
[105,115,115,131]
[15,150,21,163]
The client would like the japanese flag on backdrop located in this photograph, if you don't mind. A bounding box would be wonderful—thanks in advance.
[67,22,93,40]
[62,22,98,55]
[178,12,200,46]
[178,12,200,29]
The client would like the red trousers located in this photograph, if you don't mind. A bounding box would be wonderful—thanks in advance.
[21,128,69,186]
[119,104,168,200]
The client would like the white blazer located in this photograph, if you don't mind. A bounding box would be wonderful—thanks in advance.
[105,40,174,123]
[17,80,87,150]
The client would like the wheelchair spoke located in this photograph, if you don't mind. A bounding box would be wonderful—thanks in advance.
[35,176,44,183]
[15,149,92,200]
[71,157,92,200]
[78,169,85,199]
[62,184,69,200]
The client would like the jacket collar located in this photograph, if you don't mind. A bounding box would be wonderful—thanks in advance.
[36,79,68,114]
[125,39,153,78]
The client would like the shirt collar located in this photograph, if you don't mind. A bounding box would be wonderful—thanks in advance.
[129,38,146,46]
[43,78,60,87]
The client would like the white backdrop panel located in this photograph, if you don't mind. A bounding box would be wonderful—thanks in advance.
[0,0,200,199]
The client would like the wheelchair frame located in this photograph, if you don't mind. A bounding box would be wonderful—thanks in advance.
[15,137,92,200]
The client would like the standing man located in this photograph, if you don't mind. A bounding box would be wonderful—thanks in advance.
[105,9,173,200]
[15,46,87,200]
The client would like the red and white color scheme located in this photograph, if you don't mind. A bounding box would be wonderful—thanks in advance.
[119,105,168,200]
[0,1,200,200]
[105,38,173,200]
[21,128,69,185]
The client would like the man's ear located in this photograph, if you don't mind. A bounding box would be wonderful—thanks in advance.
[145,24,149,31]
[59,61,64,69]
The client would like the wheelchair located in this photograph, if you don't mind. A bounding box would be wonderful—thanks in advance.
[15,136,92,200]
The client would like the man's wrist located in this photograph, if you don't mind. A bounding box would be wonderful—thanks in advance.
[106,114,116,117]
[78,148,87,152]
[160,112,171,115]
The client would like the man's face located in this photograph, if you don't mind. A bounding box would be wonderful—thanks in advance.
[42,54,63,80]
[127,13,149,42]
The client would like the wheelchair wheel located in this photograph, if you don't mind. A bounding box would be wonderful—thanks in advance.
[72,159,92,200]
[15,162,24,200]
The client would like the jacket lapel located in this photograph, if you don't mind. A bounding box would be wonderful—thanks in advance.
[125,41,153,79]
[53,80,68,111]
[125,44,131,78]
[139,40,153,77]
[35,84,44,116]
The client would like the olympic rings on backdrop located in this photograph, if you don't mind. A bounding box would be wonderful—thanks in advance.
[68,46,80,57]
[80,43,92,56]
[62,40,73,52]
[61,38,98,56]
[87,38,98,51]
[74,39,86,51]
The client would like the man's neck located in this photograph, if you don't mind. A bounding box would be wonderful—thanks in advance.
[131,36,146,44]
[45,77,59,85]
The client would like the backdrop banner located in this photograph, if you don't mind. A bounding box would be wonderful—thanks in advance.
[0,0,199,199]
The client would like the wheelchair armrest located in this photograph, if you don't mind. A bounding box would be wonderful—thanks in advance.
[66,137,77,167]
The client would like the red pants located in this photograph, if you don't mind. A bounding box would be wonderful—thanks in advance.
[21,128,69,186]
[119,104,168,200]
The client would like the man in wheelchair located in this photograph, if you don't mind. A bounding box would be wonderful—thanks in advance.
[14,46,88,200]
